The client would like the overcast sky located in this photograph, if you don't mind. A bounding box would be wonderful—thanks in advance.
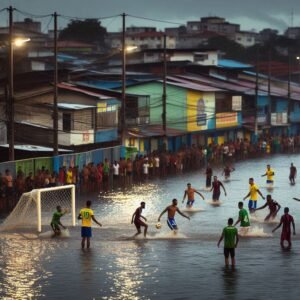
[1,0,299,33]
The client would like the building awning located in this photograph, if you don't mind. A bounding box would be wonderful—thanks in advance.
[127,125,186,138]
[0,144,73,152]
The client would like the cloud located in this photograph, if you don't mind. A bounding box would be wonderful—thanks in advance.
[1,0,299,32]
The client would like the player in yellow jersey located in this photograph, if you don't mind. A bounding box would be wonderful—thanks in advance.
[261,164,275,184]
[243,178,265,214]
[78,200,102,249]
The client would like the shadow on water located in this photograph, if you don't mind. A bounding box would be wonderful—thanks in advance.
[221,266,239,297]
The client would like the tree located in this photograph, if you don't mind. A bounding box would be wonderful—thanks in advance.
[59,19,107,46]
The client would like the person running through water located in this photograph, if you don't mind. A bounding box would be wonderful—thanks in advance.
[234,202,250,234]
[50,206,67,236]
[261,164,275,185]
[243,178,265,214]
[289,163,297,185]
[254,194,281,222]
[272,207,295,249]
[158,199,190,232]
[205,164,213,188]
[218,218,239,267]
[182,183,205,208]
[222,165,235,181]
[78,201,102,249]
[131,202,148,237]
[210,176,227,201]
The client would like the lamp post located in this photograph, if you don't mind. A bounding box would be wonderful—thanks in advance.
[7,6,30,161]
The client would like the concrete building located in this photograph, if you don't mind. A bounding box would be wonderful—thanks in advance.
[186,17,240,37]
[234,31,258,47]
[284,27,300,39]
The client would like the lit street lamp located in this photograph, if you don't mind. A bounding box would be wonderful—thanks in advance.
[121,13,137,146]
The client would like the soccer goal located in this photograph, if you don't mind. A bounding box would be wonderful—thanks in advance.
[1,185,76,232]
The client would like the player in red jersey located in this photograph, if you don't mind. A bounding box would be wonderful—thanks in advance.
[272,207,295,249]
[255,195,281,222]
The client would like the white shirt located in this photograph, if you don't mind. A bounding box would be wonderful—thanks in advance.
[113,163,119,175]
[154,157,160,168]
[143,163,149,174]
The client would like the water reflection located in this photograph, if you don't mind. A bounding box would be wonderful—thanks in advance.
[0,234,54,299]
[221,266,239,297]
[103,241,150,300]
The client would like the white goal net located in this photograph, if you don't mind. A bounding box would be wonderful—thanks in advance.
[0,185,76,232]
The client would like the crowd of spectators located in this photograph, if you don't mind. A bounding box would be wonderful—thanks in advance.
[0,135,299,212]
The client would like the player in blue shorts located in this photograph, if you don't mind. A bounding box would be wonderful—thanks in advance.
[158,198,190,231]
[78,201,102,249]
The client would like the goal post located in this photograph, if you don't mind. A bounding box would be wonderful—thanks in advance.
[36,185,76,232]
[1,184,76,233]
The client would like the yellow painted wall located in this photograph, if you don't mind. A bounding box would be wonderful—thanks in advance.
[187,91,215,132]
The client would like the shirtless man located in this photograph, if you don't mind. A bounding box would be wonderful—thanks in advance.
[158,199,190,232]
[254,194,281,222]
[182,183,205,208]
[131,202,148,237]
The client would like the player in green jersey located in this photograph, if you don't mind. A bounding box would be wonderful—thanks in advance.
[234,202,250,234]
[50,206,67,236]
[218,218,239,266]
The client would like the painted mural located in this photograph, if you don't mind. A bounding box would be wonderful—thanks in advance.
[187,91,215,131]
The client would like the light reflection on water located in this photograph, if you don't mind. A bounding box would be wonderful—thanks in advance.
[0,234,56,299]
[0,154,300,299]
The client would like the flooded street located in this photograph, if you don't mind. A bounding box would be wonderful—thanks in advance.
[1,154,300,299]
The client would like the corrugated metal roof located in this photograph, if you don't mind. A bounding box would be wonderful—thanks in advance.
[165,76,225,92]
[58,83,112,100]
[57,103,96,110]
[218,59,252,69]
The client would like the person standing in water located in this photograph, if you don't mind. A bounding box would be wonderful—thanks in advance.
[218,218,239,267]
[289,163,297,185]
[131,202,148,238]
[182,183,205,208]
[158,199,190,232]
[78,201,102,249]
[272,207,295,249]
[210,176,227,201]
[261,164,275,185]
[222,165,235,180]
[243,178,265,214]
[254,195,281,222]
[205,164,213,188]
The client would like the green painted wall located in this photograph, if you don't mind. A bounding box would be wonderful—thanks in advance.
[125,82,187,131]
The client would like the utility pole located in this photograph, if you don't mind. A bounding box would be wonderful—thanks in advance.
[288,49,291,117]
[267,49,272,125]
[8,6,14,161]
[121,13,126,145]
[53,12,58,156]
[254,47,259,138]
[162,34,167,136]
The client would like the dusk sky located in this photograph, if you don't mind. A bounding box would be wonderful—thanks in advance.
[0,0,299,33]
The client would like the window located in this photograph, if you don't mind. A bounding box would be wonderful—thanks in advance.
[63,113,71,132]
[129,138,135,146]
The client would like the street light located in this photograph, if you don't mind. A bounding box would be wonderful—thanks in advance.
[8,36,30,161]
[120,27,138,145]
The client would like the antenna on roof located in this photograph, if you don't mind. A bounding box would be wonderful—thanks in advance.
[291,9,294,27]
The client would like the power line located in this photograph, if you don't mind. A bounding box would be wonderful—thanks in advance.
[127,14,184,26]
[14,8,52,19]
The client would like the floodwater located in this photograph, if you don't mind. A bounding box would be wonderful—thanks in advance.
[1,154,300,299]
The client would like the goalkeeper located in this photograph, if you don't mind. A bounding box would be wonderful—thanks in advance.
[50,206,67,236]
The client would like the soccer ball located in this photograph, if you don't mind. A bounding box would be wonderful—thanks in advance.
[155,222,161,229]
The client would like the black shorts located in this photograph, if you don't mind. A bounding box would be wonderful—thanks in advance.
[224,248,235,258]
[213,191,220,201]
